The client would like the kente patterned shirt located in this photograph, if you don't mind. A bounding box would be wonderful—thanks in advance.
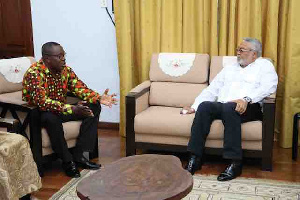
[22,59,101,115]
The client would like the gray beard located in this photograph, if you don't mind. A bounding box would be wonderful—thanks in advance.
[237,57,244,65]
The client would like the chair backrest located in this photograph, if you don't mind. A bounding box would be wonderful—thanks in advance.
[0,57,35,94]
[148,53,210,108]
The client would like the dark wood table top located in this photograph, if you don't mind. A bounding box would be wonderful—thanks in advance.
[77,154,193,200]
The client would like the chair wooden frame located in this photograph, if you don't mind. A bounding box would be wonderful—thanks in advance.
[292,112,300,160]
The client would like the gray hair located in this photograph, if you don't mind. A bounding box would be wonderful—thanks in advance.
[243,37,262,57]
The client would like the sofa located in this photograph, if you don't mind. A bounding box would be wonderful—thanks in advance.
[126,53,276,171]
[0,56,98,175]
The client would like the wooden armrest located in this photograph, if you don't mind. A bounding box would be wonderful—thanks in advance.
[127,88,150,99]
[126,81,150,115]
[127,80,151,99]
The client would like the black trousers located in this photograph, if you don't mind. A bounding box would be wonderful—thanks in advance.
[187,101,262,160]
[40,103,101,163]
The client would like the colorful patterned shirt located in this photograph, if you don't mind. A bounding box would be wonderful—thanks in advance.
[22,59,101,115]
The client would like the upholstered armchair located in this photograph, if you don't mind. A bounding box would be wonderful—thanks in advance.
[126,54,276,171]
[0,57,98,176]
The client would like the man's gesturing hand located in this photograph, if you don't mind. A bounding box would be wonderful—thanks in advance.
[180,106,195,115]
[231,99,248,114]
[72,104,94,117]
[100,88,118,108]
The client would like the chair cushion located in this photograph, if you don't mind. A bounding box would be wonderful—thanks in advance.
[150,53,210,84]
[209,56,225,83]
[41,121,82,148]
[149,82,207,107]
[42,139,77,156]
[135,106,262,141]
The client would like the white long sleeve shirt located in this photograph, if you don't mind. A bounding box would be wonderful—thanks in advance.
[191,57,278,110]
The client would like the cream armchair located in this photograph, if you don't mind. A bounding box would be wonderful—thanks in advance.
[0,57,98,176]
[126,54,276,171]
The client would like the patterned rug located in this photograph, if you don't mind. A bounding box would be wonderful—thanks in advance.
[50,170,300,200]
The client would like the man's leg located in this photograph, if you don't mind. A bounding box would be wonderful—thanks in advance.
[186,101,222,174]
[72,103,101,169]
[222,102,243,160]
[218,102,262,181]
[41,111,80,178]
[188,101,222,156]
[41,112,73,162]
[222,102,263,160]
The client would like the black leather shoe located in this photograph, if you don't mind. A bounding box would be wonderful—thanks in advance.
[217,162,242,181]
[62,161,80,178]
[74,156,101,170]
[185,155,202,175]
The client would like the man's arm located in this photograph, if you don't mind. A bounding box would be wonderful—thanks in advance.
[231,59,278,115]
[67,67,101,104]
[248,60,278,103]
[190,68,226,111]
[67,67,117,107]
[180,68,226,115]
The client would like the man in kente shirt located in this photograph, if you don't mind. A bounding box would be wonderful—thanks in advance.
[22,42,117,178]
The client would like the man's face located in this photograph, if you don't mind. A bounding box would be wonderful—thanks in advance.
[44,45,66,73]
[236,41,257,67]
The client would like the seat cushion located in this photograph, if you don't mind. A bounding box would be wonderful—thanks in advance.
[41,121,82,148]
[42,139,77,156]
[135,106,262,141]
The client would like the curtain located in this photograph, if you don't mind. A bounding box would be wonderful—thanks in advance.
[114,0,300,148]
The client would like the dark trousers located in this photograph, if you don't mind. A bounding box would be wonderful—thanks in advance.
[187,101,262,160]
[40,103,101,163]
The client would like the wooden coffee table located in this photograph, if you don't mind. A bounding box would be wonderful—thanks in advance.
[77,154,193,200]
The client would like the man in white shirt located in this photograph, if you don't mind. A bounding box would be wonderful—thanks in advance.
[182,37,278,181]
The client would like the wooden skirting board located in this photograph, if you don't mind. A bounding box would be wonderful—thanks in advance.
[98,122,119,130]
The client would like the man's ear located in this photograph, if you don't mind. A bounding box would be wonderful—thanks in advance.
[252,51,258,59]
[43,56,49,62]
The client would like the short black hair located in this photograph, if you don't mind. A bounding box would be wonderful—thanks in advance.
[42,42,61,57]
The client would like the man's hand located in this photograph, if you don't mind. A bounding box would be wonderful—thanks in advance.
[72,104,94,117]
[100,88,118,108]
[230,99,248,114]
[180,106,195,115]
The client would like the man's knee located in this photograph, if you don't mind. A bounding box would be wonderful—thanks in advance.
[197,101,214,112]
[41,112,62,125]
[222,102,237,113]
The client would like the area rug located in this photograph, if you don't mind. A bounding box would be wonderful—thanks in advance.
[50,170,300,200]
